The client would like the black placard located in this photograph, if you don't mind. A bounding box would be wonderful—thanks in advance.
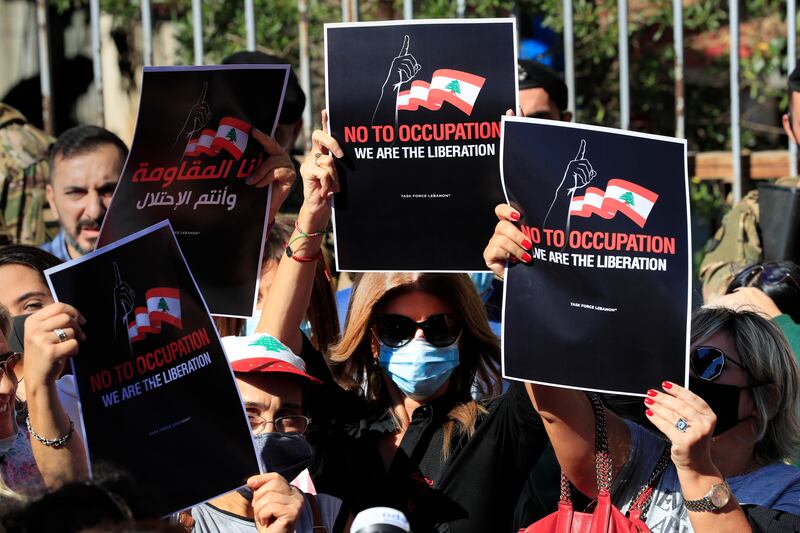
[501,117,691,395]
[325,19,518,271]
[98,66,289,317]
[46,221,258,516]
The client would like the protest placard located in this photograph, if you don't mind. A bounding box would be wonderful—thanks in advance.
[46,221,258,516]
[325,19,518,271]
[500,117,691,395]
[98,65,289,317]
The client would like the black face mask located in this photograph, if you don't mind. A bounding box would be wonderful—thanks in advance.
[689,376,754,436]
[237,432,315,501]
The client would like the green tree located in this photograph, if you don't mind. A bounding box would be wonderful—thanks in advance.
[445,79,461,94]
[619,191,636,206]
[226,128,237,143]
[157,297,169,313]
[248,335,286,352]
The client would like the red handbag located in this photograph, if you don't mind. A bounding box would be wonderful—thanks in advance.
[520,393,670,533]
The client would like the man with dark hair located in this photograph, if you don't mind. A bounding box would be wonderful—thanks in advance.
[40,125,128,261]
[700,66,800,301]
[517,60,572,122]
[0,245,61,316]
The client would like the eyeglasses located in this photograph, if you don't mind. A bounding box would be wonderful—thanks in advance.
[690,346,749,381]
[0,352,21,380]
[374,313,462,348]
[247,414,310,435]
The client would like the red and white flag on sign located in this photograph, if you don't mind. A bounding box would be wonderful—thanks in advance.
[127,288,183,343]
[185,129,217,157]
[183,117,251,160]
[569,179,659,228]
[396,69,486,116]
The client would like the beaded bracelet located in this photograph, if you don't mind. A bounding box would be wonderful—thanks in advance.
[26,415,74,448]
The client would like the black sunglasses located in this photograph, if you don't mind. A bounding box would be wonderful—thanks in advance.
[374,313,462,348]
[690,346,749,381]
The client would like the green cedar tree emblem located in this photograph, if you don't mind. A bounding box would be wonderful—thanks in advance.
[445,79,461,95]
[619,191,635,206]
[157,297,169,312]
[226,128,238,143]
[248,335,285,352]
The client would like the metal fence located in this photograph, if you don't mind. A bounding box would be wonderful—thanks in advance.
[35,1,799,200]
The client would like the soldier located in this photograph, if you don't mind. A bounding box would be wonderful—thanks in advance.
[0,103,53,246]
[699,65,800,301]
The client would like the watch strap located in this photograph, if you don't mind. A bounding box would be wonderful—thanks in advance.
[683,480,730,512]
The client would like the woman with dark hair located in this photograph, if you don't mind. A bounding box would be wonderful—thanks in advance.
[258,117,547,533]
[0,245,62,316]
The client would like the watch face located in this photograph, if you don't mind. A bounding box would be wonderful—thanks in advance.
[709,484,730,508]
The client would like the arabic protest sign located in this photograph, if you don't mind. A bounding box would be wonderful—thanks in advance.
[99,65,289,317]
[46,221,258,516]
[501,117,690,395]
[325,19,517,271]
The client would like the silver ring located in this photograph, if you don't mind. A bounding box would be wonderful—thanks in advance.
[54,328,68,343]
[313,152,323,165]
[675,417,689,432]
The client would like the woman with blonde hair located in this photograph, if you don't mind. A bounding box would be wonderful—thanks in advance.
[485,203,800,532]
[259,116,547,533]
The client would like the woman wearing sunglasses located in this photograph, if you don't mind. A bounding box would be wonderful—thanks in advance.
[485,203,800,532]
[257,118,547,533]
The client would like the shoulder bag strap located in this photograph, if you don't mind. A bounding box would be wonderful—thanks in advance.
[558,393,611,503]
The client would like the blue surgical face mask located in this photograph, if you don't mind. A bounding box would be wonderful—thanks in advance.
[378,338,460,401]
[237,431,315,501]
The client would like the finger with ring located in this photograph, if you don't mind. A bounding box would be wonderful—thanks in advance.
[54,327,69,343]
[675,417,690,432]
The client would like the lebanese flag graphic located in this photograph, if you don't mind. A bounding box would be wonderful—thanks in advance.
[184,129,217,157]
[210,117,251,159]
[569,179,659,228]
[396,69,486,116]
[127,287,183,343]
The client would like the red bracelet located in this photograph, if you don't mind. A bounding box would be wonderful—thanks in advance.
[286,247,322,263]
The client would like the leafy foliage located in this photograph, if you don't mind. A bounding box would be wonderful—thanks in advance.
[52,0,791,152]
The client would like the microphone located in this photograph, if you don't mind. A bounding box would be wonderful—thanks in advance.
[350,507,411,533]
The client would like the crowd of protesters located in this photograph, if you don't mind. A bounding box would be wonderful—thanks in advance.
[0,47,798,533]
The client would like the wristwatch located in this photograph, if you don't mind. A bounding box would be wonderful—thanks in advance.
[683,480,731,512]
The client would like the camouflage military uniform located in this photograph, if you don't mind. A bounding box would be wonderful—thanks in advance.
[699,176,800,301]
[0,103,53,246]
